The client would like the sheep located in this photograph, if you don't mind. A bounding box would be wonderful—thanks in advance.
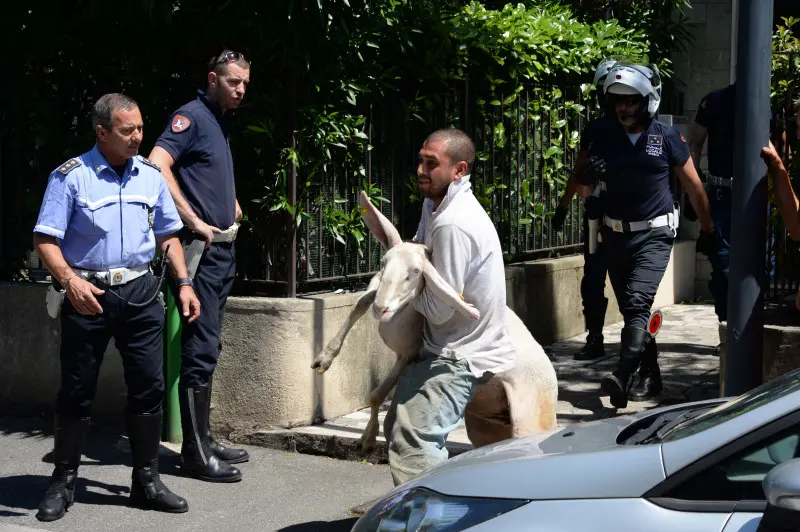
[311,190,559,453]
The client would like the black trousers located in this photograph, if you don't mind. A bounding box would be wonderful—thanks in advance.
[58,273,165,417]
[179,241,236,388]
[602,225,674,331]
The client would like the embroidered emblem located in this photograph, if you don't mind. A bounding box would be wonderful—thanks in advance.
[139,156,161,172]
[171,114,191,133]
[113,271,123,284]
[56,158,81,175]
[646,135,663,157]
[148,209,155,229]
[680,132,687,143]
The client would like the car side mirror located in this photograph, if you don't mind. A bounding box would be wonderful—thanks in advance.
[757,458,800,532]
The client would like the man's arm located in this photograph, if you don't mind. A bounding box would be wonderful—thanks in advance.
[763,141,800,240]
[688,123,708,170]
[674,157,714,233]
[412,224,471,325]
[34,233,105,315]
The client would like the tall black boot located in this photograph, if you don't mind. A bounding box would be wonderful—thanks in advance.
[575,297,608,361]
[126,411,188,513]
[36,416,90,522]
[206,378,249,464]
[600,326,649,409]
[179,385,242,482]
[629,337,662,402]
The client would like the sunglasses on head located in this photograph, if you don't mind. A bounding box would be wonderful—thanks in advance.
[214,51,248,67]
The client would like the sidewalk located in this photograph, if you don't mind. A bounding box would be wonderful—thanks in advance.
[234,302,722,461]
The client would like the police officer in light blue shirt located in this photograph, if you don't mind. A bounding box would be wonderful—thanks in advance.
[32,93,200,522]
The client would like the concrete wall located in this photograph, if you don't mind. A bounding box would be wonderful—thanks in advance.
[0,242,697,429]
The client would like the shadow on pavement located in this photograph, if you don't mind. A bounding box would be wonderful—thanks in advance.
[0,473,131,516]
[277,517,359,531]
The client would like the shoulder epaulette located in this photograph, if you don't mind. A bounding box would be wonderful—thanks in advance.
[56,158,81,176]
[138,156,162,172]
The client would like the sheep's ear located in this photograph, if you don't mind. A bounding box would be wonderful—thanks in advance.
[422,260,480,321]
[359,191,402,250]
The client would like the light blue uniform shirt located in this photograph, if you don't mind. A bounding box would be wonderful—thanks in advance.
[33,145,184,270]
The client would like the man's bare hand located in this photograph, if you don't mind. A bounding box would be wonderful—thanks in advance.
[187,218,222,248]
[179,285,201,324]
[66,277,105,315]
[235,200,243,223]
[762,141,786,174]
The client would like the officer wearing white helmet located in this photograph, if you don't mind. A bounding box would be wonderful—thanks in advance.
[552,57,619,361]
[575,60,719,408]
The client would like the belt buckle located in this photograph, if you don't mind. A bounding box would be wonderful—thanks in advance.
[109,267,125,286]
[613,220,623,232]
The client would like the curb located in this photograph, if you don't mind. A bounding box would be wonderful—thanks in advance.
[230,429,473,464]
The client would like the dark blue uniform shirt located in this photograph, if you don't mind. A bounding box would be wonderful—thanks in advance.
[590,118,690,222]
[154,90,237,230]
[695,83,736,178]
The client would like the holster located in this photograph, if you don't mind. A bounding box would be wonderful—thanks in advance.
[588,218,600,255]
[46,284,66,320]
[182,239,206,280]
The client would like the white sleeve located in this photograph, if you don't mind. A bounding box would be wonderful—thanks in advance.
[412,224,471,325]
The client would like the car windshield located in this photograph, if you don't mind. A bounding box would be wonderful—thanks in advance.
[660,369,800,442]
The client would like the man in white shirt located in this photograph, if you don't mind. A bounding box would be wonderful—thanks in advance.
[382,128,516,486]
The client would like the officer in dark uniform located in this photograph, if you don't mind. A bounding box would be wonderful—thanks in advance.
[148,50,250,483]
[32,93,201,521]
[576,61,719,409]
[553,58,619,360]
[688,83,736,339]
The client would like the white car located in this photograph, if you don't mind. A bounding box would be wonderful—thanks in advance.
[352,369,800,531]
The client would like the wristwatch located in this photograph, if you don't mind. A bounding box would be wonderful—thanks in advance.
[177,277,193,287]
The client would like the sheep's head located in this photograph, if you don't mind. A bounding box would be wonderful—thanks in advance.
[372,242,427,321]
[359,191,481,323]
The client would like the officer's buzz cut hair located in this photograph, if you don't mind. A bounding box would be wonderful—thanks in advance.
[92,93,138,131]
[423,128,475,173]
[208,49,251,76]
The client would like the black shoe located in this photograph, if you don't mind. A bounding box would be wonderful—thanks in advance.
[36,416,89,522]
[575,334,605,361]
[629,339,662,402]
[206,379,249,464]
[601,326,649,409]
[179,386,242,483]
[126,411,188,513]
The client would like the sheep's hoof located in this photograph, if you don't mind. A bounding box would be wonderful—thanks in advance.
[311,351,335,373]
[359,434,377,453]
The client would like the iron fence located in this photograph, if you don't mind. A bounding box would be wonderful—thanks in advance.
[233,79,596,296]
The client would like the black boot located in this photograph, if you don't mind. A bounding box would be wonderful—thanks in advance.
[126,411,188,513]
[629,337,663,402]
[575,297,608,361]
[206,378,249,464]
[36,416,90,522]
[601,326,648,409]
[575,333,605,361]
[179,386,242,482]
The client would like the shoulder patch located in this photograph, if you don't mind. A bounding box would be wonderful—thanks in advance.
[138,156,161,172]
[56,158,81,175]
[680,132,687,143]
[171,114,192,133]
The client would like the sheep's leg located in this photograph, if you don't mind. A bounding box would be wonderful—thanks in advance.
[312,274,380,374]
[360,355,409,453]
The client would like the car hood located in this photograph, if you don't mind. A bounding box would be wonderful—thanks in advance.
[398,398,728,501]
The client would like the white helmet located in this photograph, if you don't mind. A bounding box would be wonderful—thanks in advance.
[593,58,619,90]
[604,61,663,118]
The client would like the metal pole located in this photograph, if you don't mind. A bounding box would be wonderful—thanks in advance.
[163,286,183,443]
[723,0,773,396]
[287,70,297,298]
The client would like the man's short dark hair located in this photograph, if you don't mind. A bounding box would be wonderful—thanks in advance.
[92,93,138,131]
[424,128,475,173]
[208,49,251,76]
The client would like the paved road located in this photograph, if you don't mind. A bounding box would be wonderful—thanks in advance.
[0,417,393,532]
